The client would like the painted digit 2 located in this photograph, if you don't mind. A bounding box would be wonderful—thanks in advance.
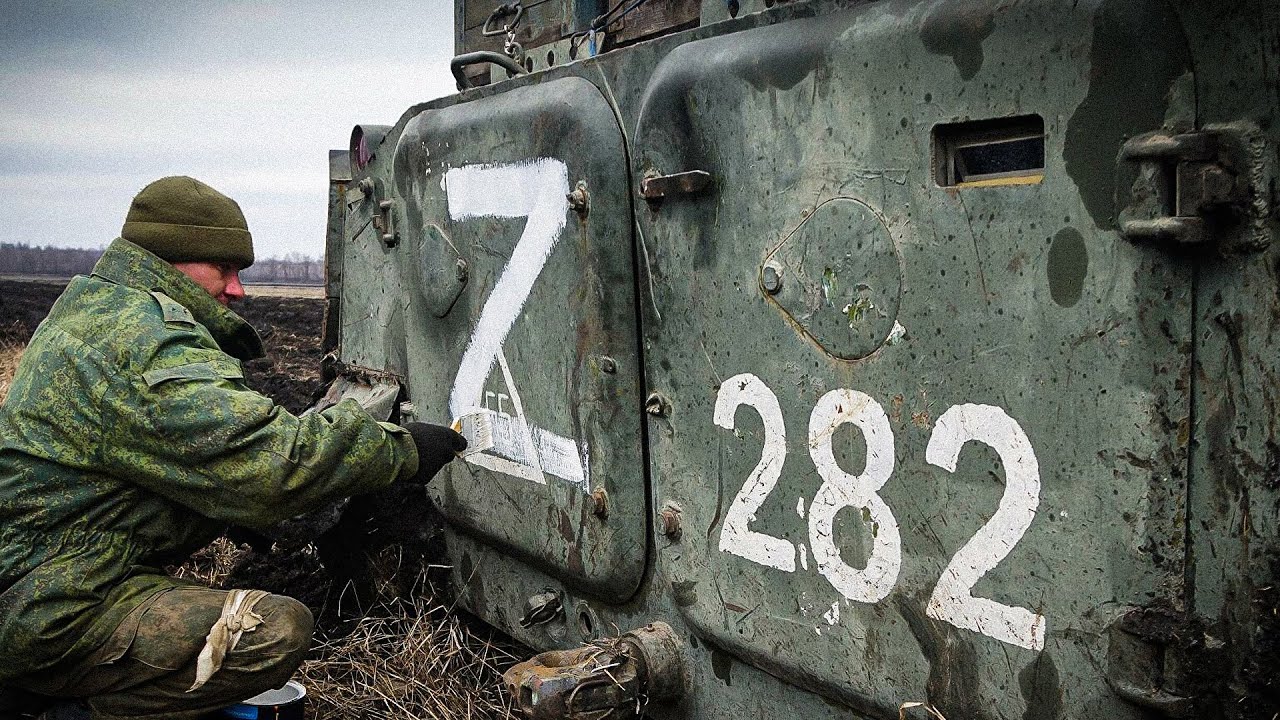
[713,374,796,572]
[714,374,1046,651]
[926,404,1045,650]
[444,159,588,491]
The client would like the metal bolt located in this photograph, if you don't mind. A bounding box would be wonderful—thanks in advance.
[645,392,669,417]
[762,263,782,294]
[519,590,563,628]
[398,401,416,423]
[591,487,610,519]
[659,504,682,540]
[599,356,617,374]
[567,180,590,217]
[455,258,469,283]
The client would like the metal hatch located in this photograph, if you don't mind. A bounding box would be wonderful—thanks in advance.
[634,0,1194,716]
[391,77,646,603]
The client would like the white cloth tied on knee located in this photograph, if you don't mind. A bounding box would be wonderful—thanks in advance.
[187,589,271,692]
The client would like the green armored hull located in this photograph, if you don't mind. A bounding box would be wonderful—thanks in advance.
[324,1,1280,717]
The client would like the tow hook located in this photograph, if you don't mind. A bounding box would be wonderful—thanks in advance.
[503,622,687,719]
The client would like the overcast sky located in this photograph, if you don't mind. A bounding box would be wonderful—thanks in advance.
[1,1,456,259]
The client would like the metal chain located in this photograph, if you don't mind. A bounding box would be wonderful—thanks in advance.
[504,26,523,61]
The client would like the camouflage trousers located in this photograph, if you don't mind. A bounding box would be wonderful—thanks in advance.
[8,586,313,720]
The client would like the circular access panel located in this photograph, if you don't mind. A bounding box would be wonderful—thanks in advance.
[763,198,903,360]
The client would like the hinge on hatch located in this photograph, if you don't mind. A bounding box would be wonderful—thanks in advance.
[354,177,400,248]
[1105,605,1227,718]
[373,197,399,248]
[1117,125,1272,252]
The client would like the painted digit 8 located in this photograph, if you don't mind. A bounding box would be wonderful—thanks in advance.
[807,389,901,604]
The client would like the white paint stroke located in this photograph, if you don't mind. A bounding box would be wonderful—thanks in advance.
[447,159,569,418]
[807,388,901,604]
[533,426,587,491]
[925,403,1045,651]
[444,159,589,492]
[824,601,840,626]
[714,373,797,572]
[494,350,544,479]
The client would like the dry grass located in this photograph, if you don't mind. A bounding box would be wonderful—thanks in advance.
[0,337,24,404]
[176,540,519,720]
[300,589,519,720]
[899,701,948,719]
[299,549,520,720]
[170,536,249,587]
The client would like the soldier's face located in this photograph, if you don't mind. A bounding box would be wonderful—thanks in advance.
[171,261,246,306]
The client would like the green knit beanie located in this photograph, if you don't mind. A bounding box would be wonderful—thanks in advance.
[121,176,254,269]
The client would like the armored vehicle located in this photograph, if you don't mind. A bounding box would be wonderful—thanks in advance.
[322,0,1279,717]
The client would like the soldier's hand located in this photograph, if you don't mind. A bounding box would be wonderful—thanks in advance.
[403,422,468,483]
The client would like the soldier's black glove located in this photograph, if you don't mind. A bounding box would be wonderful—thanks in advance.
[403,422,467,483]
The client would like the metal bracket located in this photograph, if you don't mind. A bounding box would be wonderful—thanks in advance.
[1118,128,1257,249]
[1104,605,1220,718]
[373,197,398,248]
[504,622,687,720]
[640,170,712,202]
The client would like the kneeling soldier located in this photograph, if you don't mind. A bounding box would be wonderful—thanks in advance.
[0,177,464,719]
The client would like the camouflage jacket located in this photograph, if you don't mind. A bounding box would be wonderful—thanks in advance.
[0,238,418,681]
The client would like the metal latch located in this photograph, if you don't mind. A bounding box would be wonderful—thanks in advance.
[374,198,398,248]
[1118,127,1263,250]
[519,590,564,628]
[1104,605,1225,718]
[640,170,712,202]
[354,177,400,248]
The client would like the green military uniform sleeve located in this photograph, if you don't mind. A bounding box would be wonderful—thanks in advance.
[98,343,419,532]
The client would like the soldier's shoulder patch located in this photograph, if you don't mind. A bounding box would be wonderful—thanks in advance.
[148,291,196,327]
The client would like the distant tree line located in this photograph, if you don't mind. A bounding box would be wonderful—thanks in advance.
[0,243,101,277]
[240,254,324,286]
[0,243,325,286]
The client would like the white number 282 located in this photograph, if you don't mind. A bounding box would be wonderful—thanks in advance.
[714,373,1046,651]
